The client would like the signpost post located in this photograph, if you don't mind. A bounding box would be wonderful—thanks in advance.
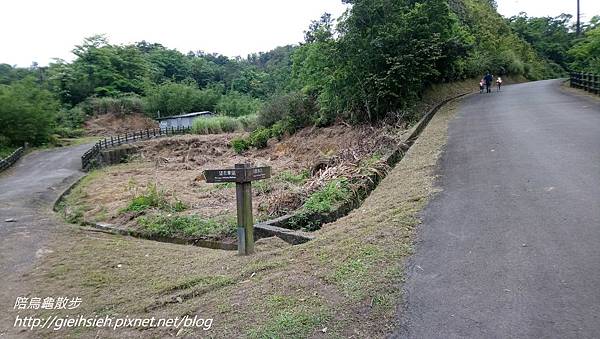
[204,163,271,255]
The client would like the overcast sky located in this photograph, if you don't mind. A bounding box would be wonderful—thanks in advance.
[1,0,599,67]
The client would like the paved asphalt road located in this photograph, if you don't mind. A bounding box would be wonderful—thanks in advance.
[396,80,600,338]
[0,143,91,334]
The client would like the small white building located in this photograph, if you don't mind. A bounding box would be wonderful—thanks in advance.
[156,111,214,129]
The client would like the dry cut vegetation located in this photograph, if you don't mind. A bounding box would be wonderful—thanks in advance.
[27,98,462,338]
[60,124,403,241]
[83,113,158,136]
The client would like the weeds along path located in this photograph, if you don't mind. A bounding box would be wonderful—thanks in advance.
[0,143,92,335]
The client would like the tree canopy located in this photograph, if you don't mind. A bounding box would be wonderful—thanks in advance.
[0,1,598,149]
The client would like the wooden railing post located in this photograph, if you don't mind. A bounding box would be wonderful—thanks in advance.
[81,123,193,170]
[586,73,590,92]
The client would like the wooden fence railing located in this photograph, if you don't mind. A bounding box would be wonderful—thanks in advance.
[570,72,600,95]
[0,146,25,172]
[81,126,192,170]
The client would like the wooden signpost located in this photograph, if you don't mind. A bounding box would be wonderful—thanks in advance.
[204,164,271,255]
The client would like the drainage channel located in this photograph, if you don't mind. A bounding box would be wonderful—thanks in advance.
[55,92,469,251]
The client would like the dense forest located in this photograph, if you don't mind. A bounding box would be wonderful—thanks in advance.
[1,0,598,150]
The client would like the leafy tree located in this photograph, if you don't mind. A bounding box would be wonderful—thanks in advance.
[215,91,262,117]
[0,64,37,85]
[0,78,59,146]
[229,68,268,97]
[53,35,149,104]
[509,13,574,70]
[246,45,296,95]
[145,47,191,83]
[143,81,220,117]
[324,0,459,121]
[290,14,339,117]
[569,26,600,73]
[188,56,220,88]
[304,13,335,43]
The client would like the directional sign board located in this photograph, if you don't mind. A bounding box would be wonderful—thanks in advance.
[204,166,271,183]
[203,164,272,255]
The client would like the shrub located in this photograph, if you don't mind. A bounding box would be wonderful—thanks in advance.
[0,78,59,146]
[215,91,262,117]
[0,144,14,159]
[237,114,259,131]
[248,127,271,149]
[83,94,144,115]
[230,138,250,154]
[143,82,221,117]
[53,127,85,138]
[303,179,351,214]
[55,106,85,129]
[269,117,295,140]
[258,91,317,129]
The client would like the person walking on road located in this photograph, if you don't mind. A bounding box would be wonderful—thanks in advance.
[484,72,493,93]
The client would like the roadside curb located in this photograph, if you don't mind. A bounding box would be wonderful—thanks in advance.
[253,91,472,238]
[52,174,86,212]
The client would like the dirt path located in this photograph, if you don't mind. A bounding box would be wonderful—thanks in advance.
[0,143,92,335]
[397,80,600,338]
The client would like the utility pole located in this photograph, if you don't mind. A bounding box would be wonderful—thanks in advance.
[576,0,581,37]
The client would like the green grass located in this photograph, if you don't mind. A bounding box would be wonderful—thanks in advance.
[192,115,244,135]
[192,114,260,136]
[331,245,384,300]
[213,182,235,190]
[192,115,257,134]
[303,179,352,214]
[286,178,354,231]
[248,309,331,339]
[276,170,310,185]
[122,183,187,213]
[0,146,16,159]
[253,180,273,195]
[56,170,103,224]
[137,214,235,238]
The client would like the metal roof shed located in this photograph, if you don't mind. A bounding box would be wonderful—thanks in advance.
[156,111,214,129]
